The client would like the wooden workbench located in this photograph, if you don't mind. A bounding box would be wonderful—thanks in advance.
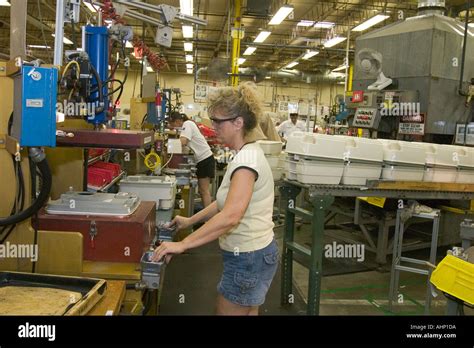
[88,280,126,316]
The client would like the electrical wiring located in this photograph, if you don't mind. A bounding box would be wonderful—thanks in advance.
[62,60,80,80]
[161,154,174,169]
[1,114,25,242]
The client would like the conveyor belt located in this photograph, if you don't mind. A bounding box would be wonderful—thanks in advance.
[283,179,474,200]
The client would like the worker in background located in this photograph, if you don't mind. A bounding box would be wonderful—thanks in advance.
[168,112,215,207]
[153,82,278,316]
[244,111,281,142]
[277,112,306,140]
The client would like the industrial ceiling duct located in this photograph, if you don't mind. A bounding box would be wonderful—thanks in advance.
[417,0,446,16]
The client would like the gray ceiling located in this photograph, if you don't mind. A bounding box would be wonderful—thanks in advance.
[0,0,471,76]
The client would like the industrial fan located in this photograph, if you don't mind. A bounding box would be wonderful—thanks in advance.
[356,48,393,90]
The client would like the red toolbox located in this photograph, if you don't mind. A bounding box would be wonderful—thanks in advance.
[36,201,156,263]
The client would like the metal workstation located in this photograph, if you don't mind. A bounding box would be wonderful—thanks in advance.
[0,0,473,324]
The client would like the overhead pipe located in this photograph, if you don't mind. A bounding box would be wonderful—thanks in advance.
[417,0,446,15]
[458,0,471,96]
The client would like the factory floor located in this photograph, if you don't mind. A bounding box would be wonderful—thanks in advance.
[272,221,473,316]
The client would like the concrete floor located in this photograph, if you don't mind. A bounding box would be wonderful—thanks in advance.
[272,220,473,316]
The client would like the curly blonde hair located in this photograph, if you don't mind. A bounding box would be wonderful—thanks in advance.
[207,82,263,135]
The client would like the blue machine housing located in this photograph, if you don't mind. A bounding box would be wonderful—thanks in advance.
[12,65,58,147]
[85,26,109,125]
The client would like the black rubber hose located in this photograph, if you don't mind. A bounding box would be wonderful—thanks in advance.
[0,156,25,242]
[0,153,52,227]
[141,289,154,316]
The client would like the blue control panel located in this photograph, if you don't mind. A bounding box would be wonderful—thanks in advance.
[12,65,58,147]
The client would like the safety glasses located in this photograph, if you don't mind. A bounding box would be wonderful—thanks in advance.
[209,116,240,124]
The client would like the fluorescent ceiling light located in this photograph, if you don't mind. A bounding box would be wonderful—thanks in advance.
[126,41,133,48]
[268,5,294,25]
[324,36,346,48]
[182,25,193,38]
[285,61,299,69]
[243,46,257,55]
[237,58,246,65]
[330,72,346,78]
[302,50,319,60]
[314,21,335,29]
[469,23,474,28]
[84,1,97,12]
[265,76,271,79]
[52,34,73,45]
[147,66,154,72]
[186,63,193,69]
[185,54,193,62]
[352,14,390,32]
[180,0,193,16]
[28,44,51,49]
[184,42,193,51]
[0,0,11,7]
[332,64,348,72]
[186,69,193,74]
[254,31,271,43]
[297,20,315,27]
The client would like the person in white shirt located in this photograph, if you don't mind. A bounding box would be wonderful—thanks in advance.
[277,112,306,140]
[153,82,278,316]
[168,112,215,207]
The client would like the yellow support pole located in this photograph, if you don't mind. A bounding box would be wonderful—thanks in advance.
[230,0,242,87]
[348,64,354,92]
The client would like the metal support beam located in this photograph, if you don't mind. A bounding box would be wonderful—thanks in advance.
[10,0,27,60]
[53,0,65,66]
[230,0,242,87]
[279,184,301,309]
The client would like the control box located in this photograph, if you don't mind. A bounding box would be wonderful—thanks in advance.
[352,107,381,128]
[12,65,58,147]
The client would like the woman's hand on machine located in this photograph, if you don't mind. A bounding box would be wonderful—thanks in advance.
[168,215,192,231]
[151,241,186,263]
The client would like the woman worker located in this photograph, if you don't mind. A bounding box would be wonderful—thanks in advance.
[153,82,279,315]
[168,111,215,207]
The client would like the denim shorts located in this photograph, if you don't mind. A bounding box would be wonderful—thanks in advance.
[217,239,279,307]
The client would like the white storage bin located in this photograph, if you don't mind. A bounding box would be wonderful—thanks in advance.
[271,167,284,181]
[423,166,458,183]
[339,136,383,185]
[342,162,382,186]
[265,154,280,169]
[119,175,177,210]
[286,132,346,160]
[159,199,174,210]
[456,147,474,183]
[279,152,286,168]
[380,140,427,167]
[379,140,426,181]
[382,164,425,181]
[421,144,458,182]
[296,159,343,185]
[257,140,283,155]
[286,169,298,181]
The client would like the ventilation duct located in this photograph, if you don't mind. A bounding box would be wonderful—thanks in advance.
[417,0,446,16]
